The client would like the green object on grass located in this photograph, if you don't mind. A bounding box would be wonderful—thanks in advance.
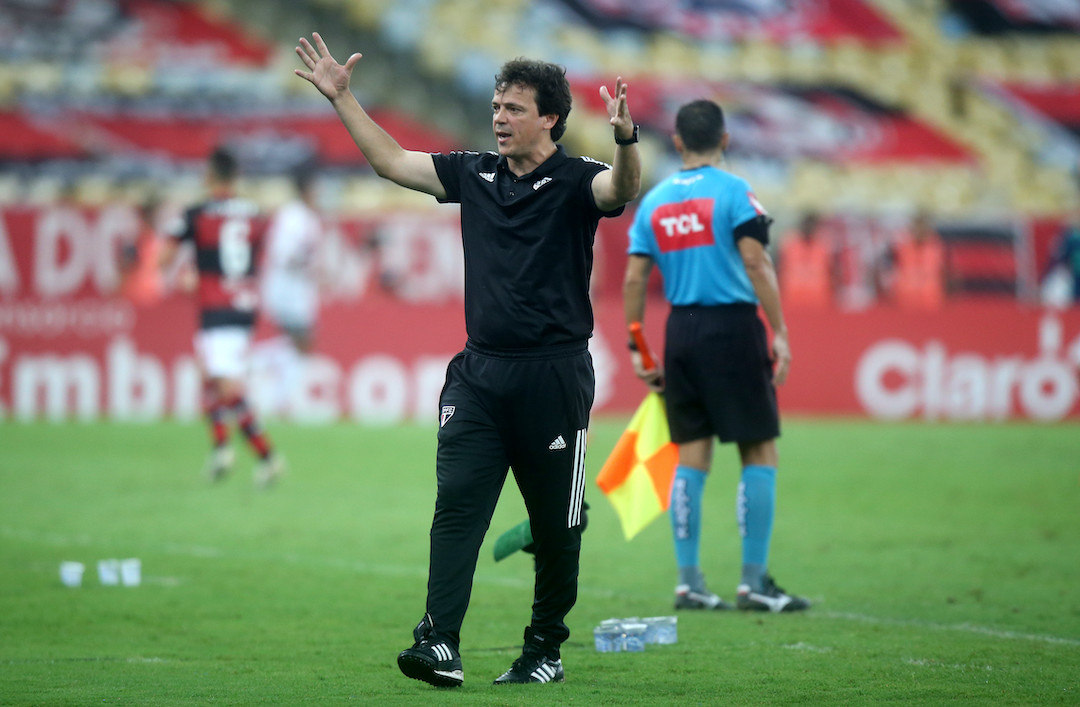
[493,519,533,562]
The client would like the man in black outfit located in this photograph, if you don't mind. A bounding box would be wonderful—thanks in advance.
[295,33,641,687]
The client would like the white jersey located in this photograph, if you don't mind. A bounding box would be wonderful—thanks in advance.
[261,199,322,329]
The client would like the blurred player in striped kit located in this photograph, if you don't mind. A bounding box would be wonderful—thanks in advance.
[160,147,284,488]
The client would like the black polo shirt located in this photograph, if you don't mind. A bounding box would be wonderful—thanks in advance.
[431,145,623,351]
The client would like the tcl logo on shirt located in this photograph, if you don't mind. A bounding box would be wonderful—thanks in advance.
[651,198,715,252]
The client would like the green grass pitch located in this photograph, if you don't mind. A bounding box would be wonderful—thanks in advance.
[1,418,1077,704]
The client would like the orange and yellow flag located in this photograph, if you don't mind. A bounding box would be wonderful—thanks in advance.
[596,393,678,540]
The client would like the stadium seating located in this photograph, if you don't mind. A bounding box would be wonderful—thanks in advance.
[0,0,1077,293]
[301,0,1079,223]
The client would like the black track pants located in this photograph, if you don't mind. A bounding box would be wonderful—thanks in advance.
[425,341,593,650]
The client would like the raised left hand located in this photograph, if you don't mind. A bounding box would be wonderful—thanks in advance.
[599,77,634,141]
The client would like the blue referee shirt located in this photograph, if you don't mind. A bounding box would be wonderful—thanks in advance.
[628,165,767,306]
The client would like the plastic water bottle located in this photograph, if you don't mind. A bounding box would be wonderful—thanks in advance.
[618,616,640,652]
[593,619,622,652]
[643,616,678,644]
[621,621,647,652]
[595,616,676,651]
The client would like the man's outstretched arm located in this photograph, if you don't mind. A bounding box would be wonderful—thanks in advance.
[295,33,445,199]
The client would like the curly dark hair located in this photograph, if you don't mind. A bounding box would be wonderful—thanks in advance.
[675,99,726,153]
[494,58,572,142]
[208,146,239,181]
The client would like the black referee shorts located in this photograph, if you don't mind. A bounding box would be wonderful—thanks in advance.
[426,340,593,647]
[663,303,780,445]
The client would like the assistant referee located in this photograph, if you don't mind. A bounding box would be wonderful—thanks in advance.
[295,34,641,687]
[623,99,809,614]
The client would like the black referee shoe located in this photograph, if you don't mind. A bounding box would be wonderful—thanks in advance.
[736,574,810,613]
[397,614,463,688]
[674,584,733,611]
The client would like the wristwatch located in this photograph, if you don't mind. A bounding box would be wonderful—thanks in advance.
[615,124,639,145]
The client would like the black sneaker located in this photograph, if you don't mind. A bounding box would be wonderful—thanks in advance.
[493,628,564,685]
[397,614,463,688]
[674,584,733,611]
[736,574,810,613]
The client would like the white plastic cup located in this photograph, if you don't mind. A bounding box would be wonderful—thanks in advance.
[98,559,120,586]
[120,558,141,587]
[59,561,84,588]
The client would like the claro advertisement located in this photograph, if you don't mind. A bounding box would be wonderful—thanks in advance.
[2,205,1078,423]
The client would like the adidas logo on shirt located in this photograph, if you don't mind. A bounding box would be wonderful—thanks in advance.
[478,171,495,182]
[548,435,566,451]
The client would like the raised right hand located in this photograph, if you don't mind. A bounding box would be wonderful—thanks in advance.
[294,32,362,102]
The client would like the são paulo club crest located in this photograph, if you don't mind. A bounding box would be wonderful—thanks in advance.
[440,405,456,427]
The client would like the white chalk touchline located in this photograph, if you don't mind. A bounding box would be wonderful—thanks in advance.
[814,610,1080,647]
[7,526,1077,647]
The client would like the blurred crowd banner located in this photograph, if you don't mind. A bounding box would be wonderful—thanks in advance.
[951,0,1080,32]
[0,109,458,167]
[561,0,904,44]
[573,79,973,166]
[978,80,1080,171]
[2,204,1079,423]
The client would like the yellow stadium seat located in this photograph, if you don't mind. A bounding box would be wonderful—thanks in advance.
[18,62,64,95]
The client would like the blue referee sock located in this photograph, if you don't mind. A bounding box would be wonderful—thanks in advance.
[670,465,708,589]
[737,465,776,591]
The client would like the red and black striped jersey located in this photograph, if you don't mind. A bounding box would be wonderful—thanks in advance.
[169,198,267,329]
